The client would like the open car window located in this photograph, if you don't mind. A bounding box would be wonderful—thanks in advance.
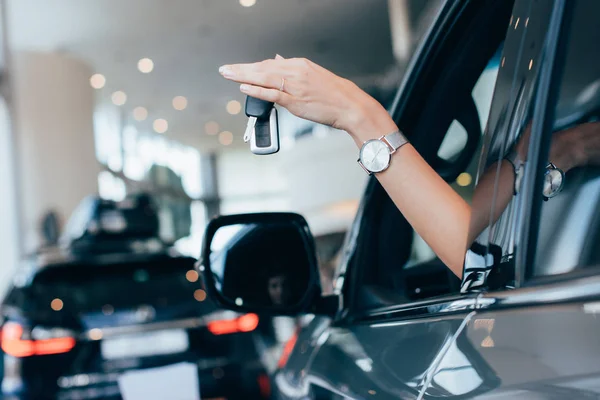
[350,0,514,312]
[462,0,555,291]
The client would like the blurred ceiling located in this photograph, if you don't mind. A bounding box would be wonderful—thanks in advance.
[5,0,429,152]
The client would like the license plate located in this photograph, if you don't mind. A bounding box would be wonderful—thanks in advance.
[118,362,200,400]
[101,329,189,360]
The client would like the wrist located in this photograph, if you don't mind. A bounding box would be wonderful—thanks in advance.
[343,99,398,145]
[550,128,586,173]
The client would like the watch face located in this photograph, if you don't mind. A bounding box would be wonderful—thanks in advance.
[360,139,391,173]
[543,167,564,198]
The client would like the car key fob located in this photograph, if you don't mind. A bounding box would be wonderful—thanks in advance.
[244,96,280,155]
[250,108,279,155]
[245,96,273,120]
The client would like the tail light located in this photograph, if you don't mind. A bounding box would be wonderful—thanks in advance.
[207,313,259,335]
[1,322,76,357]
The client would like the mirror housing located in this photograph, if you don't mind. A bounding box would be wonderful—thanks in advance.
[200,213,333,316]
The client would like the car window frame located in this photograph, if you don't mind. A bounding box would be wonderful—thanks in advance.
[517,0,600,286]
[338,0,575,322]
[458,0,571,294]
[515,0,572,286]
[338,0,515,319]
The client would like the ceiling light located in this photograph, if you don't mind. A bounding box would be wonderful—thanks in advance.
[239,0,256,7]
[219,131,234,146]
[138,58,154,73]
[205,121,220,135]
[111,91,127,106]
[226,100,242,115]
[90,74,106,89]
[133,106,148,121]
[172,96,188,111]
[153,118,168,134]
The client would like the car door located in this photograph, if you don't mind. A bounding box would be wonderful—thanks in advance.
[274,0,514,399]
[424,0,600,398]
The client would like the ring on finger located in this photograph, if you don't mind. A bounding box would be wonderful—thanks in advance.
[279,78,286,92]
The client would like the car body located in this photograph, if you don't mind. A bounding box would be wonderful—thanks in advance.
[201,0,600,398]
[1,195,270,400]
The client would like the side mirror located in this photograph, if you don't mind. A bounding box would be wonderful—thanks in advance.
[200,213,325,315]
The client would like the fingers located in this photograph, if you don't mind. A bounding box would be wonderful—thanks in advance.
[240,83,292,106]
[219,59,284,89]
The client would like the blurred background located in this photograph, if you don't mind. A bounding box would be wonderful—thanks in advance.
[0,1,446,399]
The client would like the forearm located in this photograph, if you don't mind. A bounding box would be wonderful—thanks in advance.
[468,160,515,245]
[346,106,470,277]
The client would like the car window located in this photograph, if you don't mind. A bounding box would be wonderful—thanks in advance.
[530,0,600,277]
[463,0,555,291]
[410,54,501,267]
[351,0,515,311]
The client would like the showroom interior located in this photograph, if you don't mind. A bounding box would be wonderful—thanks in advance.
[0,0,498,398]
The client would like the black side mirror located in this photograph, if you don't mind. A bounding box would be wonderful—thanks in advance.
[200,213,325,316]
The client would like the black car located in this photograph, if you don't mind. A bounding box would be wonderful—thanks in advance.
[1,195,270,400]
[201,0,600,398]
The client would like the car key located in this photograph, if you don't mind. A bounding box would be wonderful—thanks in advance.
[243,96,272,142]
[244,96,280,155]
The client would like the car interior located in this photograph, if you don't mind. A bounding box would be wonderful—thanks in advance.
[348,0,600,313]
[347,0,515,312]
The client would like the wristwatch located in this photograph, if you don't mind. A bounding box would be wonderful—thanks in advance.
[357,131,409,175]
[542,162,565,199]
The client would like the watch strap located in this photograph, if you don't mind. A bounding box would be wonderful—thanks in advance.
[382,131,409,153]
[505,148,525,195]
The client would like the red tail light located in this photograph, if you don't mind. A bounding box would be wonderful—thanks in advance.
[207,313,259,335]
[1,322,76,357]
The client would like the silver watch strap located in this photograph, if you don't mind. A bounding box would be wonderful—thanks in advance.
[382,131,409,153]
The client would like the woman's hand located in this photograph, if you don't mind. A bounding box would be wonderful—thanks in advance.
[218,56,394,141]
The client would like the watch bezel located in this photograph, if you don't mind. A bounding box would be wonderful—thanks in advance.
[359,139,391,174]
[543,164,565,198]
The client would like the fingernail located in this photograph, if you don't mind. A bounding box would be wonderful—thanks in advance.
[275,54,284,60]
[219,65,233,77]
[240,84,251,93]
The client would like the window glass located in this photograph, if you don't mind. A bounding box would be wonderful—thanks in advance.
[463,0,554,290]
[93,104,123,171]
[532,0,600,277]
